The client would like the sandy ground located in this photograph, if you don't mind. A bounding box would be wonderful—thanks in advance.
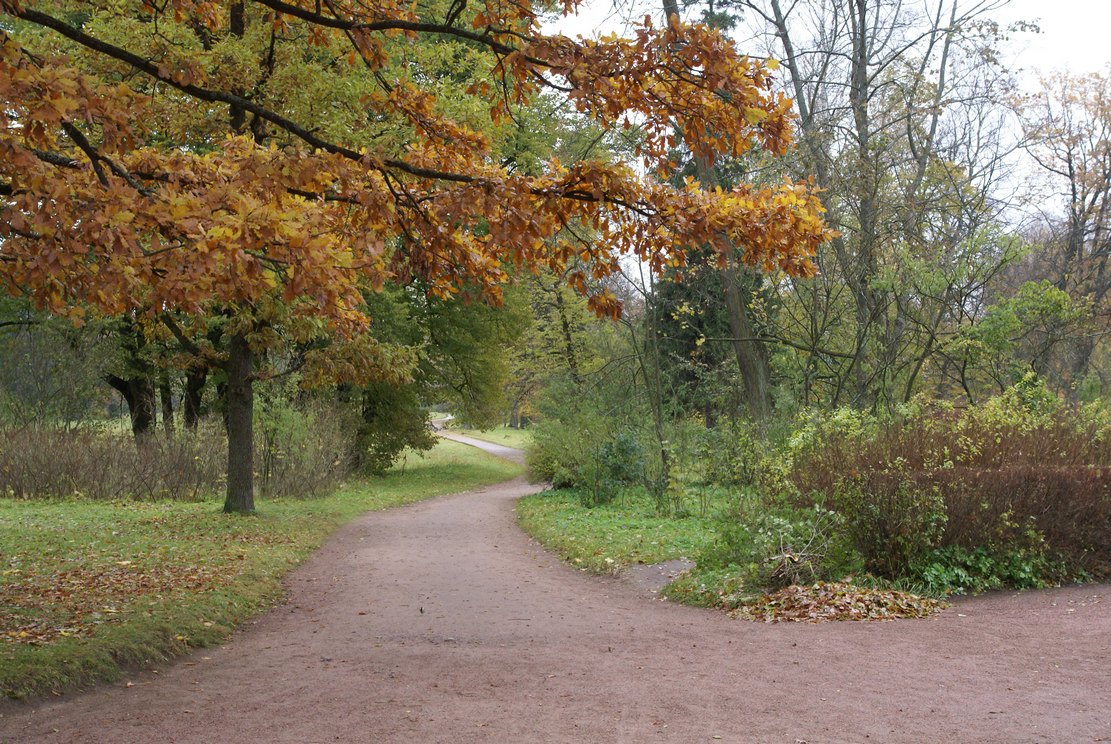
[1,438,1108,743]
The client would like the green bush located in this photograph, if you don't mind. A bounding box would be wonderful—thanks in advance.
[526,418,596,487]
[669,421,793,497]
[700,501,858,589]
[355,381,436,475]
[254,394,358,498]
[834,473,947,579]
[578,430,646,507]
[909,544,1066,595]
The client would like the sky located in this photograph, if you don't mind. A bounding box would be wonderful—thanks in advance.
[546,0,1111,89]
[995,0,1111,81]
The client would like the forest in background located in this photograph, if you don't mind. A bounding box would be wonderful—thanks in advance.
[1,0,1109,606]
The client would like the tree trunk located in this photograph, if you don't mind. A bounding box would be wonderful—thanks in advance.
[553,286,583,388]
[159,376,175,436]
[721,265,773,421]
[224,333,255,514]
[184,368,206,430]
[106,374,157,438]
[687,138,774,421]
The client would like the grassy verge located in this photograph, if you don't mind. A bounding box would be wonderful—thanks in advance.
[450,425,532,450]
[516,486,947,622]
[515,487,720,573]
[0,439,521,700]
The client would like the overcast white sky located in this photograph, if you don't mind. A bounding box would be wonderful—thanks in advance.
[994,0,1111,80]
[547,0,1111,89]
[543,0,1109,227]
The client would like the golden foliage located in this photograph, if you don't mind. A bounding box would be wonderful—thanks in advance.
[0,0,832,334]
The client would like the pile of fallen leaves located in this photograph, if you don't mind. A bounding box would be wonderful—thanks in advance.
[1,561,219,645]
[729,582,946,623]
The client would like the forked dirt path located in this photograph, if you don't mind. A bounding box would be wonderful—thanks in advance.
[2,438,1108,743]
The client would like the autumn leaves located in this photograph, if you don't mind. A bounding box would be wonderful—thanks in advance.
[1,0,831,333]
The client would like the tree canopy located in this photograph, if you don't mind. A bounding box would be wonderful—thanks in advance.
[0,0,833,511]
[0,0,830,325]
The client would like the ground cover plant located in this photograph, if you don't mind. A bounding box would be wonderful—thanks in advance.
[520,381,1111,622]
[516,486,725,573]
[0,439,521,700]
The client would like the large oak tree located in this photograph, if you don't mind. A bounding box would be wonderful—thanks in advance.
[0,0,831,512]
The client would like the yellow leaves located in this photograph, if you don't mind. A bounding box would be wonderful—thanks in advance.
[0,3,832,339]
[744,107,769,126]
[111,210,135,226]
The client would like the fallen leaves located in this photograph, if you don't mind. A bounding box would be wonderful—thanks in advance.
[728,582,947,623]
[1,561,220,645]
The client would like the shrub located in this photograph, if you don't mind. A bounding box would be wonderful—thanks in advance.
[0,400,360,502]
[354,381,436,476]
[669,421,794,498]
[0,425,225,501]
[526,419,597,488]
[791,395,1111,582]
[578,430,646,507]
[909,544,1066,596]
[834,473,947,578]
[255,396,358,498]
[700,501,858,589]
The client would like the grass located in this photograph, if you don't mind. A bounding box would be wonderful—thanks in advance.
[515,487,723,573]
[450,425,532,450]
[516,487,950,622]
[0,438,521,700]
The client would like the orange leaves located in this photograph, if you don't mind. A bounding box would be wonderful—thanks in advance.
[385,82,491,170]
[0,32,144,155]
[524,18,793,172]
[0,0,832,338]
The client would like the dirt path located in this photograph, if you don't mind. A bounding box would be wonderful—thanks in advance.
[2,439,1108,743]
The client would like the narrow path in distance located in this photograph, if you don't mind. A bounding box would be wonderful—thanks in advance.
[1,438,1107,743]
[436,430,527,464]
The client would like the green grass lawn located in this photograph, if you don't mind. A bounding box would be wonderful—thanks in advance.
[0,439,521,700]
[515,488,723,573]
[450,425,532,450]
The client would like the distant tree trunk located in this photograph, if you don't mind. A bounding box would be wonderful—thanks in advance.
[159,376,175,435]
[702,402,717,429]
[688,143,774,421]
[224,332,254,514]
[106,374,156,438]
[721,266,773,421]
[553,286,583,388]
[184,368,206,431]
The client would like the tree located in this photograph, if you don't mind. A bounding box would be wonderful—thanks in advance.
[0,298,114,428]
[1,0,831,511]
[1016,71,1111,396]
[730,0,1025,408]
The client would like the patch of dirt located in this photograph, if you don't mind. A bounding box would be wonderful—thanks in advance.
[625,558,696,594]
[1,441,1108,743]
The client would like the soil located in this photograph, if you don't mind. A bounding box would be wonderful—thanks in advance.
[1,438,1108,743]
